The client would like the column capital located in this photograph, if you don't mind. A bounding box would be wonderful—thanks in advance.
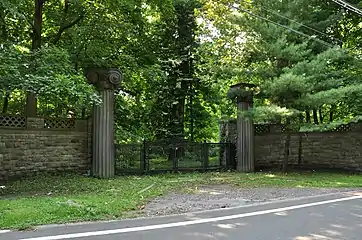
[85,68,123,90]
[228,82,258,103]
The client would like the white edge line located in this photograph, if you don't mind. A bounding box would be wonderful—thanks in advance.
[35,190,361,230]
[1,192,352,233]
[20,195,362,240]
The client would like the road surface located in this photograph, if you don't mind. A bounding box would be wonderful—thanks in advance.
[2,191,362,240]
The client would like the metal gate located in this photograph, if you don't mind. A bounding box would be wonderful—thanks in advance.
[115,141,236,175]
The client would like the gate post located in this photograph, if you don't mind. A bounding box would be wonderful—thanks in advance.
[228,83,256,172]
[86,68,122,178]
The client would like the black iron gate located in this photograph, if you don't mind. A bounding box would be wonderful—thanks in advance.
[115,141,236,175]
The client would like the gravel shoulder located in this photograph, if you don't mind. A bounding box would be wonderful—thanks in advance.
[143,185,358,216]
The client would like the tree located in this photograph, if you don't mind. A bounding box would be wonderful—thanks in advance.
[199,0,362,172]
[145,0,202,142]
[0,0,176,122]
[1,0,361,148]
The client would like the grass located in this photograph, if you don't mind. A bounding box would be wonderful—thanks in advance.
[1,171,362,230]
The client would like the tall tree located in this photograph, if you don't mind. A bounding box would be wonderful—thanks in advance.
[147,0,201,141]
[199,0,362,171]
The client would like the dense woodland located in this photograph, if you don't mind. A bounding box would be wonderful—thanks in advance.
[1,0,362,143]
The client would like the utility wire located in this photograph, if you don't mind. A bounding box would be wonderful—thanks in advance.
[253,4,344,45]
[251,1,361,52]
[230,5,336,48]
[332,0,362,16]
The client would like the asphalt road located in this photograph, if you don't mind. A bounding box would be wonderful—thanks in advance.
[2,192,362,240]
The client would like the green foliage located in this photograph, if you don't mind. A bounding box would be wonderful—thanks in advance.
[251,105,299,124]
[0,43,99,116]
[200,0,362,132]
[0,44,23,90]
[1,0,362,140]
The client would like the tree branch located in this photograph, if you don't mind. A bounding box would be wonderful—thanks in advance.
[53,11,85,44]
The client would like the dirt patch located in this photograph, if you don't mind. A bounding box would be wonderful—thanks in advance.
[143,185,357,216]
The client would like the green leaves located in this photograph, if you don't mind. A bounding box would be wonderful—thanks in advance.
[252,105,299,124]
[1,0,361,139]
[198,0,362,132]
[0,43,99,116]
[0,44,23,89]
[298,84,362,107]
[265,73,311,107]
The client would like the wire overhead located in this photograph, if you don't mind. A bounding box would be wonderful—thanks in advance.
[332,0,362,16]
[255,5,343,45]
[230,5,336,48]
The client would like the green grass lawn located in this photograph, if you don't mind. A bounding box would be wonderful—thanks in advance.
[1,171,362,230]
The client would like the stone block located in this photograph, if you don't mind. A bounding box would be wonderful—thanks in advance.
[26,118,45,129]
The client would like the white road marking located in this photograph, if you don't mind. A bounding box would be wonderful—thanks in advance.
[0,230,10,234]
[20,195,362,240]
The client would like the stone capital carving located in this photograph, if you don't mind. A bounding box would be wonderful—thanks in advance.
[85,68,123,90]
[229,82,257,104]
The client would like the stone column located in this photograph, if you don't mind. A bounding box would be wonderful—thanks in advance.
[85,68,122,178]
[228,83,256,172]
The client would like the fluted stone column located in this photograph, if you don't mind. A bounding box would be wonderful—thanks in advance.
[86,68,122,178]
[229,83,256,173]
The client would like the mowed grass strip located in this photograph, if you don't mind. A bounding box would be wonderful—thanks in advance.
[1,172,361,230]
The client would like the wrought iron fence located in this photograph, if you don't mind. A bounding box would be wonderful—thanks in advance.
[115,141,236,174]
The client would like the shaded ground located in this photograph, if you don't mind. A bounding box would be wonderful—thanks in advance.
[144,185,358,216]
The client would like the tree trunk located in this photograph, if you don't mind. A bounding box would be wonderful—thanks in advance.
[172,84,187,159]
[305,110,311,123]
[329,105,335,122]
[174,81,187,140]
[2,92,10,114]
[26,0,44,117]
[329,111,333,122]
[313,109,318,124]
[318,108,323,123]
[32,0,43,50]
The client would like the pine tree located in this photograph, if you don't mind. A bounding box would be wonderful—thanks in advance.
[201,0,362,172]
[241,0,362,171]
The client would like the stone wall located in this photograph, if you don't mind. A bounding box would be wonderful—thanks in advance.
[222,120,362,171]
[0,116,91,181]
